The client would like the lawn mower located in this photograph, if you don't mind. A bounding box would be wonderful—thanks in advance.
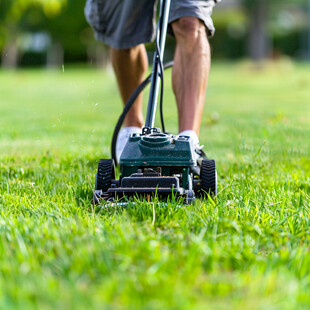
[94,0,217,204]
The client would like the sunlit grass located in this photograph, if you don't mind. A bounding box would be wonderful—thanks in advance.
[0,62,310,309]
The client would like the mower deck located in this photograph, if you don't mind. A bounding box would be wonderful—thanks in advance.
[94,131,216,204]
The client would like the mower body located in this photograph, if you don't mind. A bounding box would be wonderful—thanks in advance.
[108,131,197,203]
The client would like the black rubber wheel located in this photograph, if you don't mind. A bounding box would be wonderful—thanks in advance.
[200,159,217,198]
[95,159,115,192]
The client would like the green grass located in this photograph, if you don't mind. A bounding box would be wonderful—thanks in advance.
[0,61,310,309]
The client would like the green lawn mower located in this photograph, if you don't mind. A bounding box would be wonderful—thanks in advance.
[94,0,217,205]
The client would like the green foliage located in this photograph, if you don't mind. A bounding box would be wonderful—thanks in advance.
[0,63,310,308]
[0,0,88,63]
[0,0,66,37]
[0,0,66,20]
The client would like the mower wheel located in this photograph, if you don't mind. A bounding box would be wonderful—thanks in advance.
[199,159,217,198]
[95,159,115,193]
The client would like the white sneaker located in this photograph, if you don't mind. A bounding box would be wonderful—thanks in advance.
[116,126,141,163]
[178,130,199,146]
[178,130,207,167]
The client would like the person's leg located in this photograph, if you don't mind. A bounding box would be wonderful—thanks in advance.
[111,45,149,162]
[110,44,148,128]
[171,17,211,137]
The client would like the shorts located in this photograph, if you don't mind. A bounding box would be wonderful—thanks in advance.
[84,0,219,49]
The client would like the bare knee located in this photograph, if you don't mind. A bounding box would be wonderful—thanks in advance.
[172,17,206,43]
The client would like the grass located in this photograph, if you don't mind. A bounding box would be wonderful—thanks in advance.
[0,61,310,309]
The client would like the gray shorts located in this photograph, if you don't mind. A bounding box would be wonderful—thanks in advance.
[85,0,219,49]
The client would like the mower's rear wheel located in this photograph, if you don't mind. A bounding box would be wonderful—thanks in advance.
[94,159,115,203]
[199,159,217,198]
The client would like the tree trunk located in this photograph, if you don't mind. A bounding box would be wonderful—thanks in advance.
[87,44,109,68]
[247,0,270,61]
[46,42,64,68]
[1,41,19,69]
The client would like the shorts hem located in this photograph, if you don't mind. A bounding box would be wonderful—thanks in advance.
[94,32,156,49]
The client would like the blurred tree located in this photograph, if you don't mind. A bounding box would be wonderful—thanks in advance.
[243,0,270,61]
[40,0,89,65]
[243,0,309,61]
[0,0,67,67]
[308,0,310,59]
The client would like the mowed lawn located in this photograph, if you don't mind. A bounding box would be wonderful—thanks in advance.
[0,62,310,309]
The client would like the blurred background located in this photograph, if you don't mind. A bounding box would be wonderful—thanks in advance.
[1,0,310,69]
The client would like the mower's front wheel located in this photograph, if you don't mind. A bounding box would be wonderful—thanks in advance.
[199,159,217,198]
[94,159,115,204]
